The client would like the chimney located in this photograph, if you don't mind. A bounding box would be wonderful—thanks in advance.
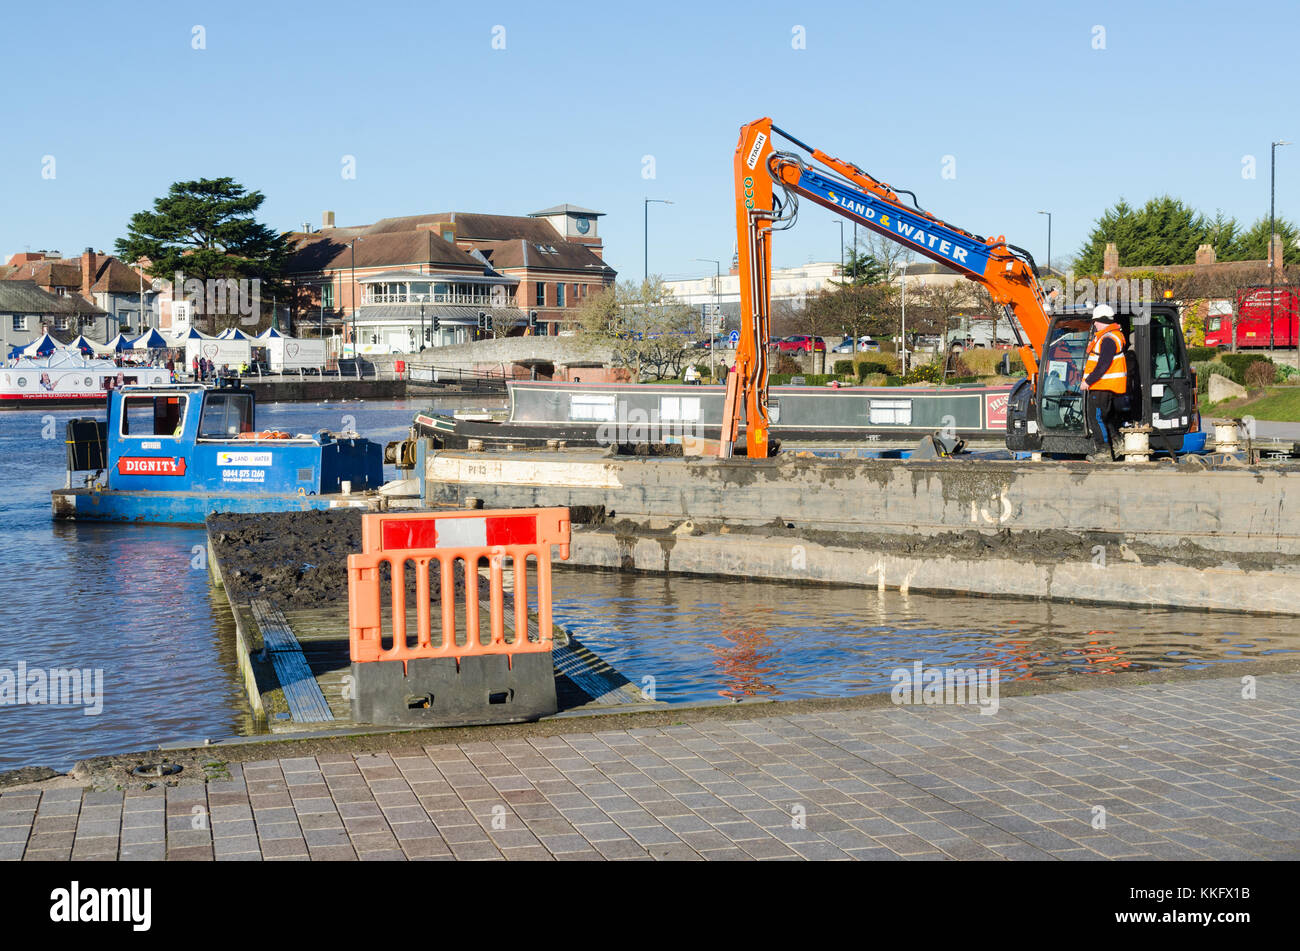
[1103,242,1119,276]
[1195,243,1216,267]
[80,247,96,298]
[322,210,335,229]
[1270,233,1285,273]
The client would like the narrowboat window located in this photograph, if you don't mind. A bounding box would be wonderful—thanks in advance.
[121,395,188,437]
[868,399,912,425]
[659,396,701,421]
[198,392,255,438]
[569,393,617,422]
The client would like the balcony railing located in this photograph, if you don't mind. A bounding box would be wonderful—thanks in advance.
[363,292,510,307]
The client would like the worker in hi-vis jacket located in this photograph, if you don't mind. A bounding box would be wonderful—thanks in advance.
[1079,304,1128,460]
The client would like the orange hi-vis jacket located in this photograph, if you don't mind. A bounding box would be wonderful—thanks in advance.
[1084,323,1128,394]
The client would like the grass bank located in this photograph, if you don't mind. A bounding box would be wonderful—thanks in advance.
[1207,385,1300,421]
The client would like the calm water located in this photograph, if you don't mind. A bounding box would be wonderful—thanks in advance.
[0,396,498,772]
[0,394,1296,770]
[549,570,1300,703]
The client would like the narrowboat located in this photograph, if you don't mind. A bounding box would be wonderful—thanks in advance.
[51,378,385,524]
[414,379,1013,450]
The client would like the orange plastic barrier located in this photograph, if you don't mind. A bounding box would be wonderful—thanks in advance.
[347,508,571,669]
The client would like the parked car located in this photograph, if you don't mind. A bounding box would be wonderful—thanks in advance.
[858,336,881,352]
[775,335,826,353]
[831,336,856,354]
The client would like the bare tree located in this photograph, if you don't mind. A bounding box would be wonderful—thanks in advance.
[573,279,698,379]
[912,281,974,356]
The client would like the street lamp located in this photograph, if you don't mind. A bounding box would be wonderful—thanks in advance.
[1269,141,1290,353]
[837,221,844,279]
[348,236,363,360]
[696,257,721,381]
[1037,210,1052,277]
[900,260,909,374]
[644,199,673,283]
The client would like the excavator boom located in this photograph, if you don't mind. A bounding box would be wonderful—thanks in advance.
[727,117,1052,457]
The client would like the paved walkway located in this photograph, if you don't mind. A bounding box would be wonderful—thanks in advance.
[3,673,1298,861]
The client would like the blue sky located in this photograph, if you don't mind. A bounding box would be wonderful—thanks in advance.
[2,0,1295,283]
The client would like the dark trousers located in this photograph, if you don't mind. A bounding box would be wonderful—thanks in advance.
[1085,389,1117,452]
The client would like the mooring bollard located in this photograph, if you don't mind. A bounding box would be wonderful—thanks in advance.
[346,508,570,726]
[1214,421,1242,453]
[1120,425,1152,463]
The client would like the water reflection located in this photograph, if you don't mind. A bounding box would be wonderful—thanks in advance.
[552,571,1299,705]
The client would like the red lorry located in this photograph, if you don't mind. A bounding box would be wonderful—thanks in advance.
[1204,287,1299,349]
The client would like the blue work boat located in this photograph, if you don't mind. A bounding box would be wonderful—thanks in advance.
[51,378,385,524]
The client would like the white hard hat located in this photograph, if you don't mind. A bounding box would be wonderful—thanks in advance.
[1092,304,1116,322]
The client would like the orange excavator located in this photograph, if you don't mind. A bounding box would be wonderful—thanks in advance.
[721,118,1199,459]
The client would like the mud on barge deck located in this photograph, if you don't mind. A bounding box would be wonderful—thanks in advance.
[204,509,660,735]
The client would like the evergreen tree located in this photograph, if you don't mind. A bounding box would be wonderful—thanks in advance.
[1075,196,1209,272]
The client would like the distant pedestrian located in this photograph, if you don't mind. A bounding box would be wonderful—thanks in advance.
[191,356,199,379]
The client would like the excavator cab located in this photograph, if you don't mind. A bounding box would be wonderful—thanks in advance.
[1007,302,1197,455]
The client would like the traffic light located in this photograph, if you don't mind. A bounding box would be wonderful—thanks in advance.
[484,313,494,334]
[431,312,439,332]
[528,310,538,331]
[477,311,486,333]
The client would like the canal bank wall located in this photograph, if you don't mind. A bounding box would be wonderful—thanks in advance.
[421,448,1300,613]
[245,378,405,403]
[564,524,1300,615]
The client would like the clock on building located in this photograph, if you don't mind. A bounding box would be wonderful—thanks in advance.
[574,217,591,235]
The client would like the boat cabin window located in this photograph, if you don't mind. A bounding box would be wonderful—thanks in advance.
[199,392,255,438]
[659,396,701,422]
[569,393,617,422]
[868,399,912,426]
[121,395,189,438]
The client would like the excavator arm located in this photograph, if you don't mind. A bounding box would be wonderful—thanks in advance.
[726,117,1051,458]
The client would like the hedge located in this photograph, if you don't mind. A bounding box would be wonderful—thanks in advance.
[769,373,837,386]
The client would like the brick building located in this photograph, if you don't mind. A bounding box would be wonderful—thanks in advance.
[285,205,615,354]
[1,248,155,340]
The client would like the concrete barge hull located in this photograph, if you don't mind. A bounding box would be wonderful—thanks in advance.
[424,451,1300,555]
[419,449,1300,613]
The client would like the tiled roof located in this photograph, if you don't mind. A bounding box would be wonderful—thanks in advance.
[529,204,603,218]
[0,280,106,315]
[90,258,148,294]
[286,230,488,273]
[2,260,83,288]
[476,238,612,274]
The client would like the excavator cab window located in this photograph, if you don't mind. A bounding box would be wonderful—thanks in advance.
[1148,309,1194,431]
[1039,317,1090,433]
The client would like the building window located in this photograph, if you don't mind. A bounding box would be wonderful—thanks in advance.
[118,311,132,333]
[322,283,335,308]
[535,282,546,307]
[55,287,67,297]
[556,283,566,307]
[572,283,579,303]
[53,316,69,331]
[12,315,28,331]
